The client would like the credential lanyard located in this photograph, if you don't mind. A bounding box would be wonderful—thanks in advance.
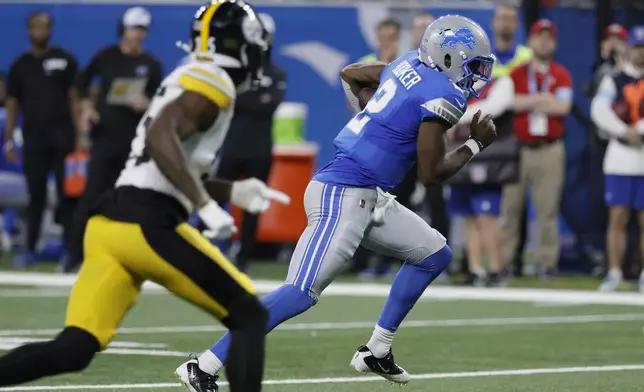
[527,64,553,137]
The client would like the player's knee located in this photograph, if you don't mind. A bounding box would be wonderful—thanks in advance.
[226,295,268,332]
[416,244,452,272]
[52,327,100,373]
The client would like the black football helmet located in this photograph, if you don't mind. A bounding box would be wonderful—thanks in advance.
[189,0,267,87]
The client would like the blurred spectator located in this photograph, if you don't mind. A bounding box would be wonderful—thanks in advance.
[411,12,435,49]
[452,3,530,285]
[591,25,644,292]
[5,11,80,268]
[501,19,573,279]
[588,24,629,101]
[212,13,287,274]
[585,24,629,264]
[0,72,5,108]
[359,18,401,64]
[490,3,533,279]
[66,6,162,272]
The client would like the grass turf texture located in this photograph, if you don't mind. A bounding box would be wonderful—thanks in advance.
[0,286,643,391]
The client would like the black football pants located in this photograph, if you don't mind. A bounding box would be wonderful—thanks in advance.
[22,145,75,254]
[215,154,273,273]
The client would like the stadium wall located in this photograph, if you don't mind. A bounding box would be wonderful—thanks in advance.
[0,1,643,259]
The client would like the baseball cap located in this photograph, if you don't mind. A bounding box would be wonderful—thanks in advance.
[629,25,644,47]
[258,13,275,36]
[529,19,557,37]
[604,23,628,40]
[122,7,152,29]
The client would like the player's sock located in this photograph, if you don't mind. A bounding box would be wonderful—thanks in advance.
[201,284,315,374]
[471,266,487,278]
[198,350,223,376]
[608,268,622,280]
[369,245,453,356]
[0,327,98,387]
[366,325,395,358]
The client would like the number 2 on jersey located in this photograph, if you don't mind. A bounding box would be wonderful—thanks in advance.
[346,78,397,135]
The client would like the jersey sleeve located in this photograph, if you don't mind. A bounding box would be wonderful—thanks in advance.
[554,66,573,102]
[419,91,467,127]
[178,64,236,109]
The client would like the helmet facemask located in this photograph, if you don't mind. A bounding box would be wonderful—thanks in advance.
[456,54,495,98]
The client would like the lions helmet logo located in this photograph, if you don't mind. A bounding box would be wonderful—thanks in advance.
[439,28,477,51]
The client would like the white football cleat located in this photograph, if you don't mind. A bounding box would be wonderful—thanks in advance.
[350,345,410,384]
[175,358,219,392]
[598,275,622,292]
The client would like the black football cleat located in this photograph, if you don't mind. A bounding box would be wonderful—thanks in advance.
[175,358,219,392]
[350,345,410,384]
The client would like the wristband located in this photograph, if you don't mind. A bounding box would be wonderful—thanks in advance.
[464,138,481,156]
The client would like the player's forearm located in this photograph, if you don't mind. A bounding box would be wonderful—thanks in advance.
[538,94,572,116]
[512,94,541,113]
[428,146,474,184]
[204,179,233,205]
[68,88,83,138]
[4,98,18,143]
[146,108,210,209]
[590,98,628,137]
[340,62,386,89]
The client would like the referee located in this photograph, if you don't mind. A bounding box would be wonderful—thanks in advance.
[66,7,162,272]
[214,13,286,274]
[4,11,80,268]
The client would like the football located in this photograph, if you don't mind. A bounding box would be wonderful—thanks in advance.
[358,87,377,109]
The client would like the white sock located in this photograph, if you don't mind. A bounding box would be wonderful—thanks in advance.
[472,267,487,278]
[198,350,223,376]
[608,268,623,280]
[366,324,395,358]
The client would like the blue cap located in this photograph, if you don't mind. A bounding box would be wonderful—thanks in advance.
[629,25,644,47]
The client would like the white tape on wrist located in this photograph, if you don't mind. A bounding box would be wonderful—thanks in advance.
[464,139,481,156]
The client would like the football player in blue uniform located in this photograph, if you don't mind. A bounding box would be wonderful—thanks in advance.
[177,14,497,391]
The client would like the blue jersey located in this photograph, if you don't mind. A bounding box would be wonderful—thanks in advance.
[314,51,468,191]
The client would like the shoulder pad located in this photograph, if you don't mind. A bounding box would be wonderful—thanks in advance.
[178,62,236,108]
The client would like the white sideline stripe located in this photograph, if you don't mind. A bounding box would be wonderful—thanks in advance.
[102,348,190,357]
[2,272,644,306]
[0,338,166,349]
[0,289,168,298]
[0,344,188,357]
[0,313,642,337]
[2,364,644,391]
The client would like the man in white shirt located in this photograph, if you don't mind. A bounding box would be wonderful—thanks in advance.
[591,26,644,292]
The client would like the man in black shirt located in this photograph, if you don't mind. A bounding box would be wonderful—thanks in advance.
[214,13,286,274]
[66,6,162,272]
[5,11,80,268]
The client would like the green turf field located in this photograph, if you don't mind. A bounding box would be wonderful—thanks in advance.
[1,277,644,392]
